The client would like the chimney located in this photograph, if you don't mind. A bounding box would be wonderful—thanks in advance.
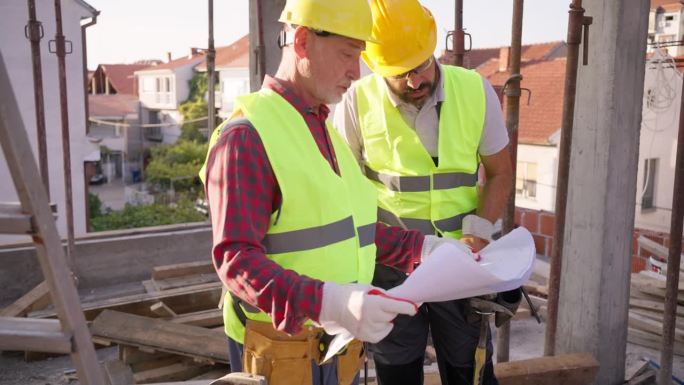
[499,47,510,72]
[166,52,172,63]
[189,47,200,58]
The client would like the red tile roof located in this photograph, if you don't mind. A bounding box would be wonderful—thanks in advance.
[196,35,250,71]
[94,64,150,95]
[651,0,683,10]
[137,52,206,72]
[439,41,566,70]
[478,58,566,145]
[88,94,138,117]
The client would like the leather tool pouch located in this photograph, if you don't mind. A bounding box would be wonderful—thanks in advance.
[243,320,364,385]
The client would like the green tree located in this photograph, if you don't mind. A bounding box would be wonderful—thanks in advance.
[90,200,207,231]
[145,140,208,193]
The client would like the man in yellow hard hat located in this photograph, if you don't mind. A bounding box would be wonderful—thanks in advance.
[200,0,430,384]
[334,0,514,384]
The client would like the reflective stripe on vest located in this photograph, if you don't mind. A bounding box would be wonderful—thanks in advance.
[355,65,485,238]
[364,165,477,192]
[263,216,376,254]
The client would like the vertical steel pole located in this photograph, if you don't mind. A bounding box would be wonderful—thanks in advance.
[53,0,75,263]
[454,0,464,67]
[497,0,524,363]
[658,73,684,385]
[207,0,216,133]
[26,0,50,196]
[544,0,586,356]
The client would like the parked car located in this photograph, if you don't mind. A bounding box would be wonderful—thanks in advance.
[89,173,107,185]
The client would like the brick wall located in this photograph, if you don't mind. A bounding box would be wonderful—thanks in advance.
[514,207,681,273]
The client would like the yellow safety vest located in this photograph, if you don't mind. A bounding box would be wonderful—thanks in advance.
[202,89,378,343]
[355,65,485,239]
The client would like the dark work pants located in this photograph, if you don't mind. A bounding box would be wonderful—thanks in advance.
[371,265,498,385]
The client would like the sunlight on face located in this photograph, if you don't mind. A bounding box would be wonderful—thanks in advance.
[306,32,364,105]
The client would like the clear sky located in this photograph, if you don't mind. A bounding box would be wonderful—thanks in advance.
[84,0,569,69]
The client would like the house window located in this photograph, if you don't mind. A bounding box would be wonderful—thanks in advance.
[516,162,538,199]
[641,158,657,210]
[155,77,172,93]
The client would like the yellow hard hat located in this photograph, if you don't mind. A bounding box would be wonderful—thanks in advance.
[361,0,437,77]
[279,0,377,43]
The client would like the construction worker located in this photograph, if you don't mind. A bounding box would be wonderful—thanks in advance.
[200,0,429,384]
[333,0,514,384]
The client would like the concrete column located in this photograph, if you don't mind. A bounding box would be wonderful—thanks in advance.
[556,1,649,384]
[248,0,285,92]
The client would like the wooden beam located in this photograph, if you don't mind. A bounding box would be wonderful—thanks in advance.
[170,309,223,328]
[629,297,684,317]
[628,327,684,355]
[90,310,230,364]
[152,261,214,280]
[151,302,178,317]
[0,317,71,354]
[102,359,135,385]
[492,353,599,385]
[638,235,683,269]
[132,362,208,384]
[0,281,50,317]
[31,282,222,321]
[0,210,33,234]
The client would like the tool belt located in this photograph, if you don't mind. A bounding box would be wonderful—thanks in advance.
[243,320,364,385]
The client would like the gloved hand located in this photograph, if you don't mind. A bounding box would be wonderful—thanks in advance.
[421,235,478,263]
[317,282,417,343]
[494,288,523,327]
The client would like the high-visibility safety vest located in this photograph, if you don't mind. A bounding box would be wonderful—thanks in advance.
[354,65,485,239]
[201,89,378,344]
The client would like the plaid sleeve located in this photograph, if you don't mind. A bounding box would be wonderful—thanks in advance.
[204,124,324,334]
[374,222,424,273]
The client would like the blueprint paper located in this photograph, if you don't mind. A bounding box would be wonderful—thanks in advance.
[321,227,535,362]
[388,227,535,302]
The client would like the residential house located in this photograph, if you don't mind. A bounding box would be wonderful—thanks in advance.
[195,35,250,120]
[87,63,150,185]
[635,51,682,233]
[439,41,567,69]
[135,50,206,144]
[648,0,684,56]
[0,0,98,243]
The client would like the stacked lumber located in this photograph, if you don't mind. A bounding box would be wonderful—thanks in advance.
[628,236,684,355]
[0,259,230,383]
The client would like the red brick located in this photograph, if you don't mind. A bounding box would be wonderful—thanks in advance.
[514,207,522,226]
[631,256,647,273]
[644,233,665,245]
[632,232,639,256]
[522,210,539,233]
[532,234,546,255]
[540,214,555,237]
[545,237,554,257]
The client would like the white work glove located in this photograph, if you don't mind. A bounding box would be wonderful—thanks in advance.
[318,282,417,343]
[421,235,478,263]
[461,214,495,242]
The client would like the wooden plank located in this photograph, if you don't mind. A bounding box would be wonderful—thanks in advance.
[628,312,684,341]
[151,302,178,317]
[142,280,159,293]
[0,317,71,354]
[102,359,135,385]
[0,281,51,317]
[629,308,684,329]
[120,345,174,366]
[152,274,220,291]
[170,309,223,328]
[638,235,683,269]
[638,270,684,291]
[628,327,684,356]
[492,353,599,385]
[629,297,684,317]
[31,282,222,321]
[90,310,230,364]
[152,261,214,280]
[631,274,684,304]
[0,211,33,234]
[133,361,208,384]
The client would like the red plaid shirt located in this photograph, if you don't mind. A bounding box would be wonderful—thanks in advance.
[205,76,423,335]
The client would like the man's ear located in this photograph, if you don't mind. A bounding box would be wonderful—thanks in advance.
[292,26,310,58]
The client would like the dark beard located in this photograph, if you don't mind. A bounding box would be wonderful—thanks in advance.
[399,82,434,107]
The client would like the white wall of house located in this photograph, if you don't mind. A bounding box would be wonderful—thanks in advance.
[514,143,558,213]
[138,71,177,110]
[649,7,684,56]
[634,60,680,233]
[218,67,249,118]
[0,0,96,244]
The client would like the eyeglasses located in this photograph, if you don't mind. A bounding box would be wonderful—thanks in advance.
[389,56,434,80]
